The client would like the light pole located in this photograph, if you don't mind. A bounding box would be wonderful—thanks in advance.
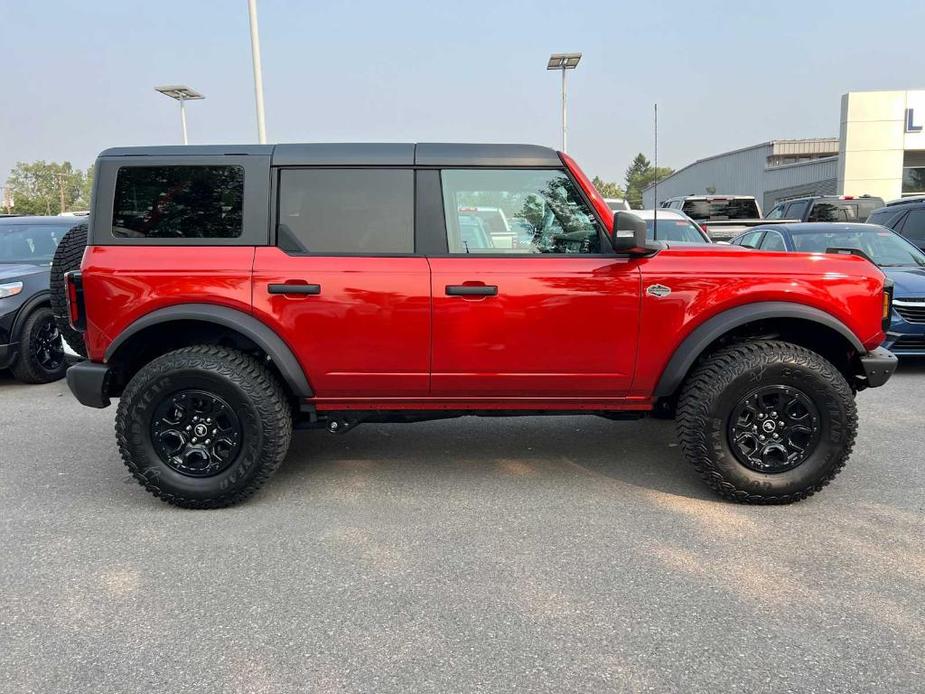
[546,53,581,152]
[154,85,205,145]
[247,0,268,144]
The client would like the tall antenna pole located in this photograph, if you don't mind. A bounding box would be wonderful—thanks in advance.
[653,104,658,225]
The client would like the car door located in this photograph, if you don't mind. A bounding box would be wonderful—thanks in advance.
[252,167,431,398]
[427,167,642,398]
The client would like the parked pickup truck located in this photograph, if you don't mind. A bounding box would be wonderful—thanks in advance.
[658,195,783,240]
[62,143,896,508]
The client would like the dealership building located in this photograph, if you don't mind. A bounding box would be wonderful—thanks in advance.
[643,90,925,212]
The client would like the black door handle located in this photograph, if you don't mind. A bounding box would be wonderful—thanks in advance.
[268,283,321,295]
[445,284,498,296]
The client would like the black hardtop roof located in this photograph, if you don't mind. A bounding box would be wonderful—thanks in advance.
[97,143,562,167]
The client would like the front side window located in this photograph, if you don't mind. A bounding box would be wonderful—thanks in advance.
[735,231,763,248]
[759,231,787,251]
[277,169,413,254]
[784,201,808,220]
[765,205,785,220]
[441,169,602,254]
[113,166,244,239]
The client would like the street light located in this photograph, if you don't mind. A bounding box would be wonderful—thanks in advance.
[154,85,205,145]
[247,0,268,144]
[546,52,581,152]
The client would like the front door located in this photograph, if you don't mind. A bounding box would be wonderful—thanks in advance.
[429,168,641,398]
[252,168,430,398]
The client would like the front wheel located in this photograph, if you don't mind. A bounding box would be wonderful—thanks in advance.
[677,340,857,504]
[115,345,293,508]
[10,306,67,383]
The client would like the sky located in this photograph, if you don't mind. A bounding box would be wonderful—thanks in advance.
[1,0,924,187]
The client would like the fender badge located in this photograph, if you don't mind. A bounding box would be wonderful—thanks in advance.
[646,284,672,298]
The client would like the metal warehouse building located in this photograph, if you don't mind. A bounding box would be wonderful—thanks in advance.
[643,90,925,211]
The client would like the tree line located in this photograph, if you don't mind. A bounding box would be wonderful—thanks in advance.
[593,153,673,209]
[3,161,94,215]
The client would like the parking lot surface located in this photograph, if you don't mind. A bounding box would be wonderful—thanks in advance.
[1,362,923,693]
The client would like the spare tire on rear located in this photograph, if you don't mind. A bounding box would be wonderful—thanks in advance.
[50,223,88,357]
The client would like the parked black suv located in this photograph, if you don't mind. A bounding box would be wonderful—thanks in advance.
[0,216,84,383]
[866,197,925,250]
[765,195,885,223]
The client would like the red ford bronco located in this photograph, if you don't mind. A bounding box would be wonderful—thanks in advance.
[62,143,897,508]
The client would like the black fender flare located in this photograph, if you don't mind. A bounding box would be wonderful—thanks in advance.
[11,289,51,341]
[105,303,313,397]
[653,301,865,397]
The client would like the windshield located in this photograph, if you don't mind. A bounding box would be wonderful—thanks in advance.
[791,228,925,267]
[0,224,66,265]
[646,218,707,243]
[681,199,759,220]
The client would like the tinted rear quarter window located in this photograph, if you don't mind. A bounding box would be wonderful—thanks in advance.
[277,169,414,254]
[682,199,759,220]
[112,166,244,239]
[899,209,925,243]
[807,201,857,222]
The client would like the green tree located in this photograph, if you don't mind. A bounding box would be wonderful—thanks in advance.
[591,176,625,199]
[623,153,673,209]
[6,161,90,215]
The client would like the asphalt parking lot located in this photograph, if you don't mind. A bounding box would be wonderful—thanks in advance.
[1,362,923,694]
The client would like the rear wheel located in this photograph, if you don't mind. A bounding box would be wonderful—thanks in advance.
[10,306,67,383]
[49,224,88,357]
[115,345,292,508]
[677,340,857,504]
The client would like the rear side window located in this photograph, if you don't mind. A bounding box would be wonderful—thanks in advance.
[112,166,244,239]
[277,169,413,254]
[899,209,925,243]
[440,169,602,254]
[735,231,763,248]
[867,208,899,227]
[807,202,857,222]
[681,198,759,220]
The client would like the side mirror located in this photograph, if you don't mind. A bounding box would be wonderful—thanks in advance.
[611,211,649,254]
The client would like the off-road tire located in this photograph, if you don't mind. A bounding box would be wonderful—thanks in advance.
[10,306,67,383]
[677,340,857,504]
[115,345,292,508]
[49,224,88,357]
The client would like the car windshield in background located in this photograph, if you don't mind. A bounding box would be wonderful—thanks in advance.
[791,229,925,267]
[681,199,759,220]
[646,218,707,243]
[0,225,65,264]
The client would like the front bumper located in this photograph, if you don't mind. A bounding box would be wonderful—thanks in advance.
[0,342,17,370]
[859,347,898,388]
[66,361,112,408]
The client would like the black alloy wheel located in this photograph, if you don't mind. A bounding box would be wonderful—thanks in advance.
[32,315,65,374]
[727,385,821,474]
[151,389,243,478]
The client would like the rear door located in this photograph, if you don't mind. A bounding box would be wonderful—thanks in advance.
[427,167,641,398]
[252,168,431,398]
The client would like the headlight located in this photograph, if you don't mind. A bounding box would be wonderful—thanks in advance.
[0,281,24,299]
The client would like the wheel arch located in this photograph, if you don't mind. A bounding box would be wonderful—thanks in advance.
[654,301,865,398]
[10,290,51,341]
[105,304,313,398]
